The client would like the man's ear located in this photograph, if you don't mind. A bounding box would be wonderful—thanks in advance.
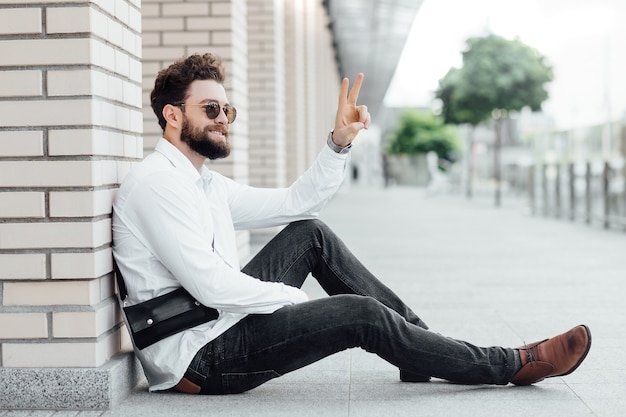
[162,104,182,129]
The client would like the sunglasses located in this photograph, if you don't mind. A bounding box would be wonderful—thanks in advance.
[176,101,237,124]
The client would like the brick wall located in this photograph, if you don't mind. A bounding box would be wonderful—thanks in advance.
[302,0,340,168]
[246,0,339,188]
[248,0,286,188]
[0,0,339,387]
[0,0,142,368]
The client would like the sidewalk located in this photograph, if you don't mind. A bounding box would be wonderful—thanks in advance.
[6,186,624,417]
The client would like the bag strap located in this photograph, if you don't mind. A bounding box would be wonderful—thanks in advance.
[112,257,128,301]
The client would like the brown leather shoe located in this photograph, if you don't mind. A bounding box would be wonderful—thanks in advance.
[510,325,591,386]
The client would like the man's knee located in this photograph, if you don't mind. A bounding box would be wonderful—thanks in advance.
[331,294,388,322]
[284,219,335,245]
[286,218,327,234]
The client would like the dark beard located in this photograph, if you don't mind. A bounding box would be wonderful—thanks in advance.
[180,118,231,160]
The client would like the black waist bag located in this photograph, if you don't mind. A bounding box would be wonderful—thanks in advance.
[114,259,219,350]
[123,287,219,350]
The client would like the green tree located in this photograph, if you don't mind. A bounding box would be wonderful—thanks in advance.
[437,67,489,127]
[386,110,459,165]
[437,67,491,198]
[436,35,553,205]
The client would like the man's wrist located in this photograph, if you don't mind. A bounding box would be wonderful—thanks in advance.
[326,130,352,154]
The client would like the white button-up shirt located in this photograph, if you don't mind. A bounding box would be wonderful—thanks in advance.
[112,137,349,391]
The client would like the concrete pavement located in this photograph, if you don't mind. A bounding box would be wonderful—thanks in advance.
[3,186,624,417]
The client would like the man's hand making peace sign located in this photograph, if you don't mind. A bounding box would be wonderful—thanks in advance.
[332,73,371,148]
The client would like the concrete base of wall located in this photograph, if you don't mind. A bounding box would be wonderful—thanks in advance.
[0,352,143,410]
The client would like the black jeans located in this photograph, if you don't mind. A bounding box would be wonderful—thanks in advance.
[183,220,520,394]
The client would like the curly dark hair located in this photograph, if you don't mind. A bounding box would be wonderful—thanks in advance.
[150,53,226,130]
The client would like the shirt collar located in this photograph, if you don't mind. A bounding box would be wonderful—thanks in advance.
[154,138,212,183]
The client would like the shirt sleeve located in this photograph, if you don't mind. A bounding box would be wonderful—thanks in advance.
[121,170,308,314]
[228,141,350,229]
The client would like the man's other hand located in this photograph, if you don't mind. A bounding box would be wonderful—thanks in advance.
[332,73,371,148]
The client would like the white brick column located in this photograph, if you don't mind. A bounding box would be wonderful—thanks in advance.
[284,0,307,184]
[301,0,340,169]
[317,5,341,156]
[0,0,143,409]
[283,0,341,184]
[247,0,286,188]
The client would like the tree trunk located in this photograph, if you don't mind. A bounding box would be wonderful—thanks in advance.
[466,126,475,199]
[494,117,502,207]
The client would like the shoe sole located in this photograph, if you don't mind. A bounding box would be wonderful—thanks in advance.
[556,324,592,377]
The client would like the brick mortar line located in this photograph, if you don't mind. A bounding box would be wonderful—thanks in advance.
[0,124,142,131]
[0,244,112,254]
[0,64,143,87]
[0,214,112,223]
[0,155,138,162]
[0,32,142,55]
[0,245,112,258]
[0,185,120,192]
[0,2,142,36]
[0,295,118,314]
[0,95,144,113]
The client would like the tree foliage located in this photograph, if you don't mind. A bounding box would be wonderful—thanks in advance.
[436,35,553,125]
[386,110,459,163]
[435,35,553,204]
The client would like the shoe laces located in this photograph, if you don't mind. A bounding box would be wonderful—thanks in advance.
[522,342,541,366]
